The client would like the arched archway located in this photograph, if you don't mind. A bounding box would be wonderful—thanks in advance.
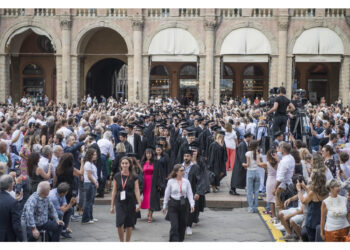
[179,64,198,105]
[6,29,56,102]
[77,27,128,100]
[242,64,265,100]
[86,58,126,100]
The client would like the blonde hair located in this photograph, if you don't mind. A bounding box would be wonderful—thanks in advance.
[116,142,126,153]
[299,148,311,161]
[215,133,225,145]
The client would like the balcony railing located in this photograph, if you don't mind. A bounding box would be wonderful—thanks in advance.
[293,9,316,17]
[3,8,25,16]
[251,9,273,17]
[147,9,170,17]
[325,8,346,17]
[76,9,97,17]
[107,9,127,17]
[221,9,242,17]
[179,8,200,17]
[34,9,56,16]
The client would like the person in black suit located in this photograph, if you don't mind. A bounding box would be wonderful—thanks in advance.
[126,124,143,160]
[0,175,22,242]
[230,132,253,195]
[119,131,133,153]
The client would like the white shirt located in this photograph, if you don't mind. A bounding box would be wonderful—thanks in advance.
[224,131,237,149]
[276,154,295,189]
[340,163,350,179]
[11,130,24,153]
[127,133,135,152]
[38,156,50,173]
[324,196,350,231]
[56,126,73,139]
[27,117,36,125]
[245,151,258,171]
[84,161,98,183]
[97,138,115,160]
[163,178,195,209]
[246,122,256,135]
[51,155,60,175]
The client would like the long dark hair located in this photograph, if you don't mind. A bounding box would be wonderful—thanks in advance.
[119,156,136,177]
[40,125,49,143]
[266,149,278,168]
[130,157,143,175]
[84,148,96,163]
[290,148,301,164]
[168,164,184,179]
[141,148,155,166]
[27,152,41,177]
[56,153,74,176]
[248,140,259,160]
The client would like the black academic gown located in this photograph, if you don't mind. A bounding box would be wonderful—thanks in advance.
[175,140,189,164]
[230,140,248,190]
[123,141,133,154]
[132,133,143,159]
[111,152,126,176]
[142,160,163,212]
[208,141,227,187]
[156,153,169,196]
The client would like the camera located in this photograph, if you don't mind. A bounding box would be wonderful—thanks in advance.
[293,89,308,108]
[72,190,78,198]
[259,88,279,109]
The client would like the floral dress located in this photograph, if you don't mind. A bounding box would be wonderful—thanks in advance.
[19,145,30,176]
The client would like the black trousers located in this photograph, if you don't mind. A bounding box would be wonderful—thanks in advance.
[272,115,288,137]
[167,198,189,242]
[187,199,200,227]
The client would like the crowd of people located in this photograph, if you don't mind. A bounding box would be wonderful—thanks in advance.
[0,86,350,242]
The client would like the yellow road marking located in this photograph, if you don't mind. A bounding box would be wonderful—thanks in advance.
[258,207,285,242]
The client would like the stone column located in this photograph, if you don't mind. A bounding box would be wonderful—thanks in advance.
[55,55,62,103]
[60,18,72,104]
[269,55,279,91]
[286,55,294,98]
[71,55,80,104]
[127,55,134,102]
[133,19,143,103]
[0,54,10,103]
[198,55,206,102]
[204,20,216,105]
[142,55,150,103]
[214,56,221,106]
[277,17,289,88]
[339,56,350,106]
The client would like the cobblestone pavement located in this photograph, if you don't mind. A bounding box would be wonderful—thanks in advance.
[66,206,273,242]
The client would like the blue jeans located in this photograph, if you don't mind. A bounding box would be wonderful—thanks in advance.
[246,170,260,212]
[82,183,96,223]
[58,207,73,231]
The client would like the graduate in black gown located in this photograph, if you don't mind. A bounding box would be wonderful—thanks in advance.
[176,129,196,164]
[125,124,143,160]
[230,132,253,195]
[208,129,227,192]
[119,130,133,153]
[155,144,169,196]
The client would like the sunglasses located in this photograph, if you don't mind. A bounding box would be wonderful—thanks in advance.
[179,169,185,172]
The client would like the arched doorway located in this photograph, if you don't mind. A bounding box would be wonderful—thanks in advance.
[179,64,198,105]
[86,58,125,100]
[149,65,170,99]
[242,64,265,100]
[7,30,56,102]
[78,27,128,100]
[220,65,235,102]
[307,64,329,104]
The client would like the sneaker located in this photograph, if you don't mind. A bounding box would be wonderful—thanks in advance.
[280,234,294,241]
[93,218,98,222]
[61,231,72,239]
[71,216,81,222]
[275,225,286,231]
[186,227,192,235]
[82,221,94,224]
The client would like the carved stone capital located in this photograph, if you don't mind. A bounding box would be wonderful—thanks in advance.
[278,18,289,31]
[204,20,216,31]
[132,19,144,31]
[60,19,72,30]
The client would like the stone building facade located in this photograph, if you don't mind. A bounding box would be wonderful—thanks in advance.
[0,8,349,105]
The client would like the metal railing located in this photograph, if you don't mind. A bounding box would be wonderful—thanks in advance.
[147,9,170,17]
[3,8,25,16]
[107,9,127,17]
[76,9,97,17]
[293,8,316,17]
[221,9,242,17]
[251,9,273,17]
[325,8,346,17]
[34,9,56,16]
[179,8,200,17]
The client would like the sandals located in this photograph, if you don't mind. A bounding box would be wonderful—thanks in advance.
[147,217,153,223]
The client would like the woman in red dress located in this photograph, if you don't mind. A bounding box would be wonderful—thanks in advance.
[140,148,162,222]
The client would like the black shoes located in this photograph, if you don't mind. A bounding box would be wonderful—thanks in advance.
[95,193,104,198]
[229,190,240,196]
[61,231,72,239]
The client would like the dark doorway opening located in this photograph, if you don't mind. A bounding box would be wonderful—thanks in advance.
[86,58,125,100]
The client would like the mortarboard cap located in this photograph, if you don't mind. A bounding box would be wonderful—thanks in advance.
[244,132,253,138]
[119,130,128,137]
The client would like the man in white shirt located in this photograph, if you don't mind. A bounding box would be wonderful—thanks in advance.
[38,146,53,183]
[51,145,64,184]
[273,142,295,211]
[56,120,73,139]
[97,131,115,198]
[11,125,24,154]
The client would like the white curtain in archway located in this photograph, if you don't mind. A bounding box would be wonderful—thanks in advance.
[6,27,55,50]
[149,28,199,61]
[293,27,344,55]
[220,28,272,55]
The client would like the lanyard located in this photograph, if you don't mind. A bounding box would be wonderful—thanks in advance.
[177,179,183,195]
[121,174,129,190]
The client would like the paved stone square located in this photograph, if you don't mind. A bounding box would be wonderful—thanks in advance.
[66,206,273,242]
